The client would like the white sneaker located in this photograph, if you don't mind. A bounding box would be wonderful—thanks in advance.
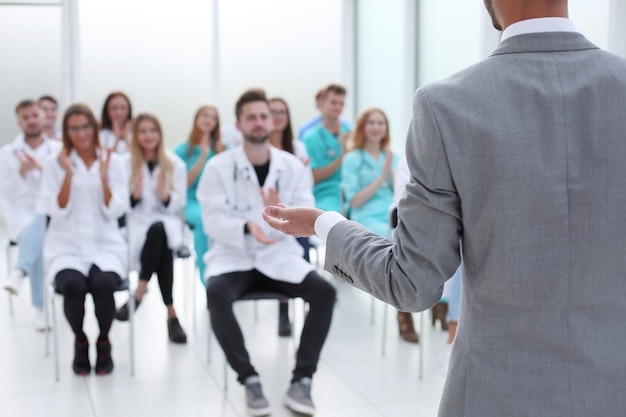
[4,269,25,296]
[33,307,51,332]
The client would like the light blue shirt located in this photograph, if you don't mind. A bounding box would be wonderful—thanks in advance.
[341,148,399,237]
[303,125,350,212]
[174,142,217,205]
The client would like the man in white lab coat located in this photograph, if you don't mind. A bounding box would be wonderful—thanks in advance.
[197,89,335,417]
[0,99,61,330]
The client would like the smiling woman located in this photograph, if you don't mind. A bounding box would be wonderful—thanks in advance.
[41,103,129,376]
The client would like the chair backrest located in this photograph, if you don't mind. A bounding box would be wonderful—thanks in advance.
[388,205,398,229]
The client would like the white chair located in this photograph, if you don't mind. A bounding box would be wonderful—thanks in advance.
[207,289,304,391]
[43,215,135,381]
[46,278,135,381]
[5,239,17,316]
[380,205,425,380]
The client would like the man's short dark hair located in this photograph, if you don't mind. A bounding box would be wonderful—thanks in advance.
[322,84,347,99]
[235,88,268,121]
[15,99,37,114]
[38,95,58,106]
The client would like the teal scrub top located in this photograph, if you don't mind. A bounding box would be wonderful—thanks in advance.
[341,149,400,237]
[303,125,350,211]
[174,142,217,204]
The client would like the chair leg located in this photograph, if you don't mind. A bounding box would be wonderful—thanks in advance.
[44,284,50,357]
[192,263,197,334]
[207,309,212,364]
[50,285,60,382]
[381,303,388,356]
[127,286,135,377]
[370,296,375,325]
[6,244,14,317]
[419,311,425,381]
[223,359,228,391]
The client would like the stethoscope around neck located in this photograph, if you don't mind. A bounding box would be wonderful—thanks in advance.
[231,159,282,212]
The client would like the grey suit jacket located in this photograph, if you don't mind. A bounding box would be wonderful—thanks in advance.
[325,32,626,417]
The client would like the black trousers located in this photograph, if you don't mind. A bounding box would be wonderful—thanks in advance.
[55,265,122,340]
[206,269,336,384]
[140,222,174,306]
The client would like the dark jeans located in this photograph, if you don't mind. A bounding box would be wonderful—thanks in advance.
[207,269,336,384]
[140,222,174,305]
[55,265,122,340]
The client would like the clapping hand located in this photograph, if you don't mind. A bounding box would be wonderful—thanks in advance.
[260,187,280,207]
[156,172,170,203]
[246,221,278,244]
[99,148,112,183]
[17,151,42,178]
[57,148,73,175]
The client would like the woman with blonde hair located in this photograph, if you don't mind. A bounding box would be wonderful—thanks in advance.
[341,108,420,343]
[115,112,187,343]
[174,104,225,288]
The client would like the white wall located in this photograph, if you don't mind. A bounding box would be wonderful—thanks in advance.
[355,0,416,153]
[218,0,344,130]
[79,0,215,148]
[0,5,62,146]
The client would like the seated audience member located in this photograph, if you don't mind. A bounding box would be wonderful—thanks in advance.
[302,84,350,212]
[38,95,62,140]
[100,91,133,154]
[394,156,462,364]
[341,108,422,342]
[297,87,352,140]
[174,104,225,287]
[114,112,187,343]
[269,97,311,337]
[42,103,129,376]
[197,89,335,416]
[1,99,62,330]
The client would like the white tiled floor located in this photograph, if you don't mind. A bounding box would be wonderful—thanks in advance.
[0,229,450,417]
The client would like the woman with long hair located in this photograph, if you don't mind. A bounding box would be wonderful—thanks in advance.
[341,108,418,343]
[100,91,133,154]
[42,103,129,375]
[174,104,225,288]
[115,112,187,343]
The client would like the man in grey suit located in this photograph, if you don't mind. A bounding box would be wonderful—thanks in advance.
[264,0,626,416]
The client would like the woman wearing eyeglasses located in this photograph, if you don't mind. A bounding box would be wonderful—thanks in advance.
[42,103,129,375]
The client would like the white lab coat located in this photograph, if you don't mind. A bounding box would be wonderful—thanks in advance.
[197,145,315,283]
[41,149,129,282]
[100,129,129,154]
[0,135,61,240]
[125,151,187,269]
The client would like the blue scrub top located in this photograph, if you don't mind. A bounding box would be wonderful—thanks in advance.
[341,148,399,237]
[303,125,351,212]
[174,142,217,204]
[298,115,352,141]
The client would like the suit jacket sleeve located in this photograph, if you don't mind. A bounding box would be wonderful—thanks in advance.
[324,88,463,311]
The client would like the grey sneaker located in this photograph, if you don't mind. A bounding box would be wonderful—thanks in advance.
[284,377,315,415]
[244,375,271,416]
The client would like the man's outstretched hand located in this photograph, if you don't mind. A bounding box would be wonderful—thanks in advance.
[262,205,324,237]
